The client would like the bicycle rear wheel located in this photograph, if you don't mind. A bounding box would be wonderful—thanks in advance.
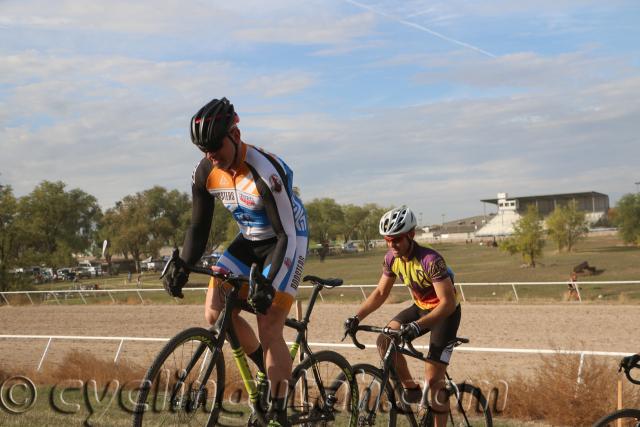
[593,408,640,427]
[288,350,358,426]
[132,327,225,427]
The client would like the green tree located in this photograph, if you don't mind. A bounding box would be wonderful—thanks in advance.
[16,181,101,268]
[208,198,234,251]
[101,194,153,272]
[306,198,344,244]
[340,204,369,243]
[499,205,545,267]
[0,185,24,291]
[614,193,640,245]
[545,200,589,252]
[144,186,191,248]
[356,204,388,251]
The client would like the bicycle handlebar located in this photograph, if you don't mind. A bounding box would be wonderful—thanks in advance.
[161,248,258,289]
[343,324,425,359]
[619,355,640,385]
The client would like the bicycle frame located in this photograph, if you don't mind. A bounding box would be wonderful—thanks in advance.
[354,326,472,427]
[180,275,339,424]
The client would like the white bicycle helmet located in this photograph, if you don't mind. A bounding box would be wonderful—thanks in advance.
[379,206,417,236]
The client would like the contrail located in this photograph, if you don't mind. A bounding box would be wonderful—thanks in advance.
[343,0,497,58]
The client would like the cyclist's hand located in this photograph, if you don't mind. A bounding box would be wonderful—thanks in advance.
[163,262,188,298]
[344,316,360,336]
[400,321,422,342]
[621,354,640,372]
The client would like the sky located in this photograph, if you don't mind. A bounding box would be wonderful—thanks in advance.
[1,0,639,226]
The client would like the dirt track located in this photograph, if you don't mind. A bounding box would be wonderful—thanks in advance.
[1,302,638,382]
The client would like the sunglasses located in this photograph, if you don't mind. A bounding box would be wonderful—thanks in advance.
[383,234,408,243]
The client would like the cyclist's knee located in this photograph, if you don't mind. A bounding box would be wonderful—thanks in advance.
[257,308,287,344]
[376,333,391,355]
[204,307,221,325]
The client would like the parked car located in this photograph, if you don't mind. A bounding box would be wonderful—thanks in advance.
[141,259,165,272]
[341,242,359,254]
[75,267,92,279]
[78,260,102,277]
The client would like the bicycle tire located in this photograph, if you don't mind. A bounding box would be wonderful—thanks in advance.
[132,327,225,427]
[352,364,493,427]
[593,408,640,427]
[352,363,401,427]
[288,350,359,426]
[444,383,492,427]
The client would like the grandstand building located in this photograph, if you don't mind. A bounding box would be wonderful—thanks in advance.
[475,191,609,237]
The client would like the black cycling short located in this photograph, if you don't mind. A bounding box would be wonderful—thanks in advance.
[391,303,461,365]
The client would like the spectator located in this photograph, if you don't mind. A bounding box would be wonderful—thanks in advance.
[567,272,579,301]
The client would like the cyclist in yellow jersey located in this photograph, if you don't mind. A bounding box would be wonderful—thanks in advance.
[344,206,461,427]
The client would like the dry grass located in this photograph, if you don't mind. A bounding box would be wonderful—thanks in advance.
[481,355,640,426]
[30,350,146,387]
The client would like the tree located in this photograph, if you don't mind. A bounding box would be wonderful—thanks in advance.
[546,200,589,252]
[16,181,101,268]
[499,205,545,267]
[0,185,23,291]
[143,186,191,248]
[615,193,640,245]
[101,191,162,272]
[306,198,344,244]
[340,204,369,243]
[210,199,235,251]
[356,204,388,251]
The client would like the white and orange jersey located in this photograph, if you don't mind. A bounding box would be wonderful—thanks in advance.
[183,141,307,298]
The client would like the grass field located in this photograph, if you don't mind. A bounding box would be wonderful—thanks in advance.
[7,234,639,306]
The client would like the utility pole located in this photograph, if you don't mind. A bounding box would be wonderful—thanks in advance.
[635,181,640,193]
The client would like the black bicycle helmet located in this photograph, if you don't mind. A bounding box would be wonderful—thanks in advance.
[190,97,237,152]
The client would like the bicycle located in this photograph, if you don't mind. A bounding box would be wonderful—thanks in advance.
[593,355,640,427]
[344,324,492,426]
[132,249,358,426]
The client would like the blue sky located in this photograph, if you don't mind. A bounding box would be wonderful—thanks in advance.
[1,0,639,225]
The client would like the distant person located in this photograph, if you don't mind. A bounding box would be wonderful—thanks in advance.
[127,271,132,283]
[344,206,460,426]
[162,97,308,426]
[566,272,579,301]
[319,241,329,262]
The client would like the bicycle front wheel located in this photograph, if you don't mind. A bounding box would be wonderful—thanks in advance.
[132,327,225,427]
[352,363,399,427]
[444,383,492,427]
[288,350,359,426]
[593,408,640,427]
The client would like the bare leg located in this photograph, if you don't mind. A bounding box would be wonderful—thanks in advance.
[425,361,449,427]
[376,320,419,389]
[256,304,291,399]
[205,285,260,353]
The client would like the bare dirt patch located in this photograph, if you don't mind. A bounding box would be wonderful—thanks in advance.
[1,302,637,384]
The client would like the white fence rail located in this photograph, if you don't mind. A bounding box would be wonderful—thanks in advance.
[1,281,640,305]
[0,334,633,384]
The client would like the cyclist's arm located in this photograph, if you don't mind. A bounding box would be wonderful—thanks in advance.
[415,277,457,331]
[181,158,215,266]
[254,166,297,286]
[354,274,395,321]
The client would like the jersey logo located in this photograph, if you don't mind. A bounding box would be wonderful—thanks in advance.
[269,174,283,193]
[239,193,257,207]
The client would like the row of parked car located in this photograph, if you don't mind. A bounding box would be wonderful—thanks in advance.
[11,262,102,283]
